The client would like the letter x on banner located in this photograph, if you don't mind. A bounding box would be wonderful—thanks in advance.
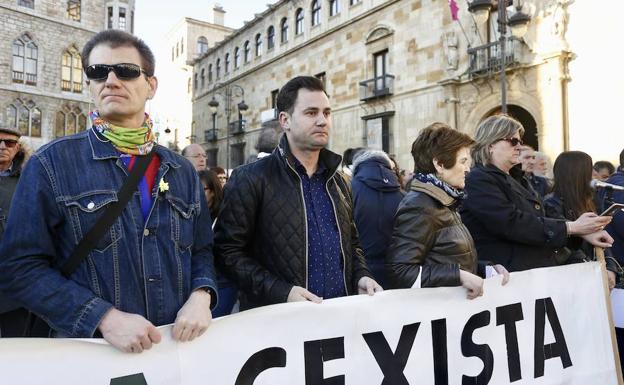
[0,262,621,384]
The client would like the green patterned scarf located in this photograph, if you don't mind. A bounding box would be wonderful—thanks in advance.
[89,110,155,155]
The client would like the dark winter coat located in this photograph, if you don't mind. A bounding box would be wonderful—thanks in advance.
[0,153,24,314]
[386,180,477,289]
[598,171,624,263]
[461,164,569,271]
[213,135,371,309]
[351,152,404,266]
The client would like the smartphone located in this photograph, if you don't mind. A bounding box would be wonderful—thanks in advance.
[600,203,624,216]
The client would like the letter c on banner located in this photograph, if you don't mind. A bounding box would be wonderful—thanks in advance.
[235,347,287,385]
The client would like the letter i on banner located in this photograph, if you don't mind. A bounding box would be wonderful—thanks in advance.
[596,247,624,384]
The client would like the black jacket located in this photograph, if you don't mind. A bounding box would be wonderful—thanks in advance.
[213,135,371,309]
[386,181,477,289]
[461,164,569,271]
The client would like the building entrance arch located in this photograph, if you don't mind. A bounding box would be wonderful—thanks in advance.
[486,105,538,150]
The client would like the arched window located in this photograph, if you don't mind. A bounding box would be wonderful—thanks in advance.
[267,26,275,50]
[176,42,179,58]
[329,0,340,16]
[255,33,262,56]
[61,46,82,93]
[225,53,230,73]
[312,0,321,26]
[180,37,184,54]
[216,58,221,78]
[200,68,205,88]
[193,73,198,90]
[12,34,38,85]
[234,47,240,68]
[295,8,304,35]
[243,41,250,63]
[7,99,41,137]
[208,64,213,82]
[280,18,288,43]
[55,105,86,138]
[197,36,208,54]
[67,0,81,21]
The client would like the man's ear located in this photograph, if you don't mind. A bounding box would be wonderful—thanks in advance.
[147,76,158,99]
[278,111,290,131]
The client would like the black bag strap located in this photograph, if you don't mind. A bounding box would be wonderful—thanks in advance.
[60,151,155,277]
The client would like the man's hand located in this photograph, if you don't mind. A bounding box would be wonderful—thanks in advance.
[459,270,484,300]
[492,264,510,285]
[581,230,614,248]
[172,289,213,342]
[357,276,383,295]
[287,286,322,303]
[98,308,161,353]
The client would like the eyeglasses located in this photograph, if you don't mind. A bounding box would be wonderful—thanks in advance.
[85,63,148,81]
[0,139,18,148]
[186,154,207,159]
[498,137,524,147]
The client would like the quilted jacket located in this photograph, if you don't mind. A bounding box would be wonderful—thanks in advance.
[213,135,371,309]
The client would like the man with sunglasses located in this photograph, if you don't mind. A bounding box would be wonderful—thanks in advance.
[0,30,218,353]
[0,126,31,337]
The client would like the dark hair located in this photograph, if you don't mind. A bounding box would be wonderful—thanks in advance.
[210,166,226,175]
[276,76,326,114]
[411,122,475,174]
[620,148,624,170]
[198,170,224,220]
[593,161,615,176]
[553,151,595,219]
[388,155,405,189]
[82,30,155,76]
[256,120,281,153]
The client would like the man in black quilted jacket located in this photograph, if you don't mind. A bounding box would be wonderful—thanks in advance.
[214,76,382,310]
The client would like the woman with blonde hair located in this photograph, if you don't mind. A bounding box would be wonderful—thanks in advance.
[461,114,613,271]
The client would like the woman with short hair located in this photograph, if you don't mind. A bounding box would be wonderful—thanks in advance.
[386,123,508,299]
[461,114,612,272]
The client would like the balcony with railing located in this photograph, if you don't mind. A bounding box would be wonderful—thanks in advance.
[204,129,217,142]
[467,38,521,77]
[359,74,395,101]
[228,119,246,135]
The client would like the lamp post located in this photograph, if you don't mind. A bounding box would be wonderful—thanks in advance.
[468,0,530,114]
[208,83,249,172]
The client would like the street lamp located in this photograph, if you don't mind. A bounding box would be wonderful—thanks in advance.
[208,83,249,172]
[468,0,531,113]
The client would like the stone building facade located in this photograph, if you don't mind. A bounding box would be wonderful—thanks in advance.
[157,7,233,150]
[191,0,573,171]
[0,0,135,149]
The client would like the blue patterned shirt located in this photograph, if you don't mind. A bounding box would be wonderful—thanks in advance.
[293,159,346,299]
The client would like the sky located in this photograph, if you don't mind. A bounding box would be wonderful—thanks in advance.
[135,0,268,66]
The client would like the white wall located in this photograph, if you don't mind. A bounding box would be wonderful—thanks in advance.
[567,0,624,165]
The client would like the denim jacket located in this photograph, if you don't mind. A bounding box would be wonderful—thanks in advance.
[0,129,217,337]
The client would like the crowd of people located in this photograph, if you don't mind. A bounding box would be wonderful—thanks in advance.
[0,30,623,368]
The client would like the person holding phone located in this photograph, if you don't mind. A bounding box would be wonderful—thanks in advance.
[461,115,613,272]
[544,151,621,289]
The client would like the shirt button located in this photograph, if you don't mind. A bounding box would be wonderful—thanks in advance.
[143,228,150,236]
[87,202,95,210]
[534,204,541,210]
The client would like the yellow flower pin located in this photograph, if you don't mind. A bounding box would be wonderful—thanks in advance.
[158,178,169,193]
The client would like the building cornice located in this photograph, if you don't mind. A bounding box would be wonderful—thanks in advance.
[0,4,102,34]
[193,0,402,102]
[0,84,93,104]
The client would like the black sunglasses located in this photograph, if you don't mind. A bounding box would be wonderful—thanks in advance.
[0,139,18,148]
[85,63,148,81]
[499,137,524,147]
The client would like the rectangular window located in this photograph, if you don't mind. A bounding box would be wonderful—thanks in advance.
[18,0,34,8]
[271,89,279,109]
[207,149,218,168]
[107,7,113,29]
[119,7,126,30]
[230,143,245,168]
[374,50,388,91]
[67,0,81,22]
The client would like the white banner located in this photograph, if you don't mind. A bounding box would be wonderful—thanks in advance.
[0,263,619,385]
